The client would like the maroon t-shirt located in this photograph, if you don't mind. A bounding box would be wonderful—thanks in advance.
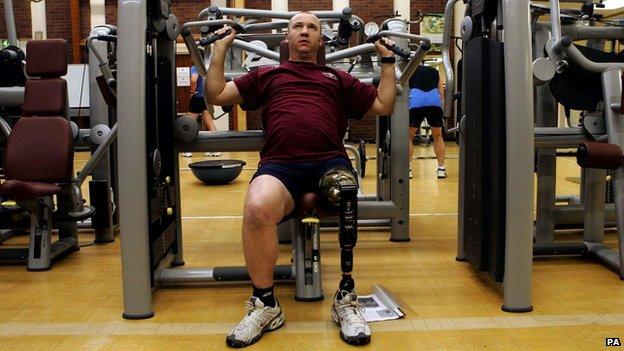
[234,61,377,164]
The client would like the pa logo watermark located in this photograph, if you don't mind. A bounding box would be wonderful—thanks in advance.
[606,338,622,347]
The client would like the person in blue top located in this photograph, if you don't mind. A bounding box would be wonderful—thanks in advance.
[189,48,217,132]
[408,64,446,179]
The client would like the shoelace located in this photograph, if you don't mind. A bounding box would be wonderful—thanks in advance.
[236,300,273,333]
[336,298,367,327]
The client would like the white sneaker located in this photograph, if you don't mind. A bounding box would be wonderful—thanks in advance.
[205,152,222,157]
[331,290,371,345]
[226,297,284,348]
[437,166,447,179]
[182,152,192,157]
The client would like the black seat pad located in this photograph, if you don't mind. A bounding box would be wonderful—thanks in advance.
[549,45,624,111]
[297,192,338,217]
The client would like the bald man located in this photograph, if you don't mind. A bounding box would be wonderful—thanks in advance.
[206,12,397,348]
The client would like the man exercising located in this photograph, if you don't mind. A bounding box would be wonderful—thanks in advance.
[206,12,396,348]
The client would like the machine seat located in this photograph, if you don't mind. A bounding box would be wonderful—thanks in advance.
[297,192,337,218]
[2,117,73,184]
[0,116,73,203]
[0,180,62,201]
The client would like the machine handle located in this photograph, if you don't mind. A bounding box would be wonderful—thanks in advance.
[96,34,117,43]
[199,23,246,46]
[365,34,411,61]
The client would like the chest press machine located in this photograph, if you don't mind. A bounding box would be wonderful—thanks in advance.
[117,0,428,318]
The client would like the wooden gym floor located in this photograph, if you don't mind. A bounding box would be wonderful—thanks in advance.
[0,142,623,350]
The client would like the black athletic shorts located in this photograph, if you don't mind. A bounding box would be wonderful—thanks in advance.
[188,95,207,114]
[409,106,444,128]
[251,156,355,219]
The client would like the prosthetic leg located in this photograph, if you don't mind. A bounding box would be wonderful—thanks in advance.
[321,168,371,346]
[319,168,359,292]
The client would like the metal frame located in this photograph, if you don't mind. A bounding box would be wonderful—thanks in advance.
[118,0,152,319]
[453,0,624,314]
[441,0,461,119]
[452,0,534,311]
[86,25,118,243]
[501,0,535,312]
[3,0,18,46]
[532,0,624,277]
[600,69,624,275]
[0,197,78,271]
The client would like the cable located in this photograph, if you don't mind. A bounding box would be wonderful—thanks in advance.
[76,64,87,122]
[453,37,463,54]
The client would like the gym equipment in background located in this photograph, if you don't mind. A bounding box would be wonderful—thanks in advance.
[188,160,246,185]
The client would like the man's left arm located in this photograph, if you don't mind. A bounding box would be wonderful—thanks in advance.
[367,38,397,116]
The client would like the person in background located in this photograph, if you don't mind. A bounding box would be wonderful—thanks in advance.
[184,48,219,158]
[408,64,446,179]
[190,48,218,132]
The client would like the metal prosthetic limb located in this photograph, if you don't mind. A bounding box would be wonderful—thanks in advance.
[295,198,323,301]
[301,213,321,284]
[319,168,358,292]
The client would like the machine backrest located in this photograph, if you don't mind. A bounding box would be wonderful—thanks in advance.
[21,39,68,117]
[549,45,624,111]
[25,39,68,78]
[4,117,74,183]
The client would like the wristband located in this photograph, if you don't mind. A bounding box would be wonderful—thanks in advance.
[380,56,396,64]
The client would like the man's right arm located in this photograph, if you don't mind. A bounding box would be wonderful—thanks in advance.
[190,72,198,95]
[204,28,244,107]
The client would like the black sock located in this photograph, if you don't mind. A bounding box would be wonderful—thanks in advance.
[252,285,276,307]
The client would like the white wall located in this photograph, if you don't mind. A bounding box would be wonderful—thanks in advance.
[394,0,410,21]
[31,0,46,40]
[90,0,106,27]
[272,0,288,12]
[333,0,349,11]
